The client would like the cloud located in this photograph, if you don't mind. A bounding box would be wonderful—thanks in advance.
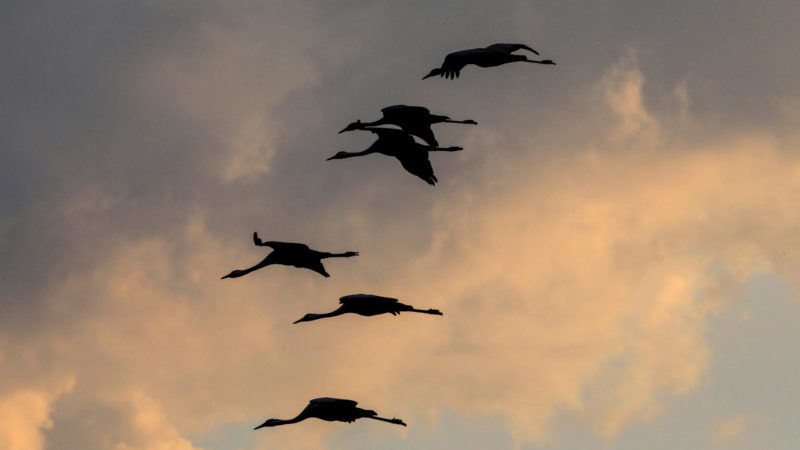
[14,53,793,449]
[0,381,73,450]
[3,2,800,449]
[710,413,765,447]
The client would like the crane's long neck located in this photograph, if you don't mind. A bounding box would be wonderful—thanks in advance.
[336,147,378,159]
[254,414,306,429]
[294,307,348,324]
[245,254,277,273]
[362,118,387,128]
[222,256,275,279]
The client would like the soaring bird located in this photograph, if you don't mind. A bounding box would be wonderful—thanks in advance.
[293,293,443,324]
[339,104,477,147]
[254,397,407,429]
[221,233,358,279]
[327,127,462,185]
[423,43,555,79]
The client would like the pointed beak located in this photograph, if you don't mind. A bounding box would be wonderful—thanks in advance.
[326,154,336,161]
[221,275,229,279]
[338,127,347,134]
[292,317,303,324]
[254,422,268,430]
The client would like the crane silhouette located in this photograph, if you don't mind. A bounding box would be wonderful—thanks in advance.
[327,127,462,185]
[221,233,358,279]
[339,104,477,147]
[254,397,407,428]
[423,43,555,79]
[293,293,443,324]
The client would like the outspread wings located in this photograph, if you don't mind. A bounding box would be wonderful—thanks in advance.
[339,294,400,306]
[486,43,538,55]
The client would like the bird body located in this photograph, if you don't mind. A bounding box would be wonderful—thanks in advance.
[293,294,443,323]
[423,42,555,79]
[221,233,358,279]
[254,397,407,428]
[327,127,462,185]
[339,104,477,147]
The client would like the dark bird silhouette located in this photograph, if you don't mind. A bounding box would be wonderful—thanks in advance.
[423,43,555,80]
[339,104,477,147]
[294,293,443,324]
[221,233,358,279]
[254,397,407,429]
[327,127,462,185]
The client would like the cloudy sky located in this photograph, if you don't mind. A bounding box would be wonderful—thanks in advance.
[3,1,800,449]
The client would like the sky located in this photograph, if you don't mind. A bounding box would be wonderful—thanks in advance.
[2,1,800,449]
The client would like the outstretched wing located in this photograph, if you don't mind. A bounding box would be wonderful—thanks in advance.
[364,127,418,151]
[309,397,359,408]
[340,294,400,306]
[486,43,539,55]
[261,241,310,252]
[381,104,430,120]
[364,126,412,140]
[440,49,479,79]
[395,147,438,185]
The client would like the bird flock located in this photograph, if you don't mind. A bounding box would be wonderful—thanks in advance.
[221,42,555,432]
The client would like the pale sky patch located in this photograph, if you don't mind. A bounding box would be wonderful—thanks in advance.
[710,413,765,447]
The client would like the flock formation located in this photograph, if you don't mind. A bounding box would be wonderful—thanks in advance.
[221,43,555,432]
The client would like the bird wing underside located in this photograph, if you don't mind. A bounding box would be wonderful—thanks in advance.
[262,241,310,252]
[308,398,359,417]
[340,294,399,305]
[397,149,437,185]
[310,397,358,407]
[364,126,414,141]
[440,51,478,79]
[381,104,430,118]
[486,43,538,54]
[295,259,328,277]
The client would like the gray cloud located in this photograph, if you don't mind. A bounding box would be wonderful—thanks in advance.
[2,1,800,449]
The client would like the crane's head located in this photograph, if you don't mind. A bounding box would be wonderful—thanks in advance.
[293,313,320,324]
[422,68,443,79]
[221,270,246,279]
[253,419,282,429]
[338,120,364,134]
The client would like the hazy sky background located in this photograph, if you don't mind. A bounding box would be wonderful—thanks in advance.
[3,1,800,449]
